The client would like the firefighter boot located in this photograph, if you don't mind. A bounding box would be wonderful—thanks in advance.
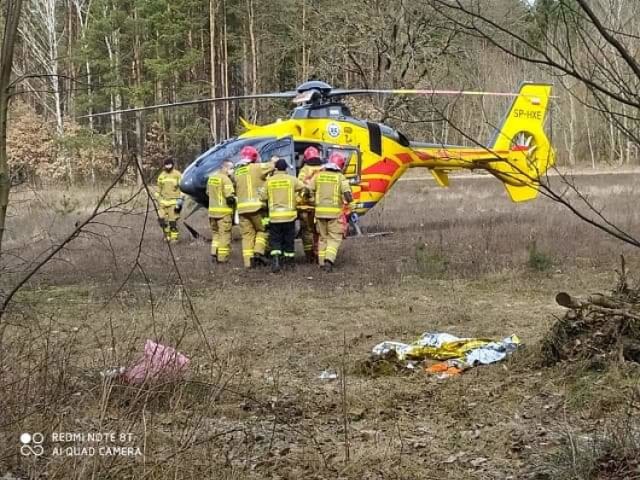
[168,221,179,242]
[254,254,269,267]
[323,260,333,273]
[158,219,169,241]
[271,255,281,273]
[283,253,295,269]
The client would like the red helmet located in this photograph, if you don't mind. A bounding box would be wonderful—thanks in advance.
[303,146,320,163]
[328,152,346,170]
[240,145,259,162]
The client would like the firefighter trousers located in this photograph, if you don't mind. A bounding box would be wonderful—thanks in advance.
[268,221,295,257]
[209,215,232,262]
[159,204,180,240]
[298,209,317,256]
[316,218,343,266]
[239,211,268,267]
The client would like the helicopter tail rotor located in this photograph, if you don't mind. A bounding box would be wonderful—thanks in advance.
[485,82,555,202]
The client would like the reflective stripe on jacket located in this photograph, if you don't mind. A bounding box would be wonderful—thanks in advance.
[310,171,351,219]
[207,171,235,218]
[235,162,273,214]
[157,169,182,206]
[263,171,305,223]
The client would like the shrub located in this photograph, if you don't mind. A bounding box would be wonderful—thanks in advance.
[415,242,449,278]
[527,239,553,272]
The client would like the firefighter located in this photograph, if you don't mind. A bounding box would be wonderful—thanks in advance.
[234,145,275,268]
[297,146,324,262]
[156,157,184,242]
[307,152,353,272]
[261,158,306,273]
[207,160,235,263]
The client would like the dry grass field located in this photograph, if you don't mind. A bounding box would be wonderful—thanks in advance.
[1,171,640,479]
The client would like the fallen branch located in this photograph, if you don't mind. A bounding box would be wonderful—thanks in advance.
[555,292,640,322]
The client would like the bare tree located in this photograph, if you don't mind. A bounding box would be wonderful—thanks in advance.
[429,0,640,160]
[0,0,24,252]
[408,0,640,248]
[18,0,65,134]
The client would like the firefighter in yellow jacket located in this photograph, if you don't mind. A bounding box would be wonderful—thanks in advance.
[234,146,275,268]
[207,160,235,263]
[297,146,324,262]
[156,158,184,241]
[307,152,353,272]
[261,158,307,273]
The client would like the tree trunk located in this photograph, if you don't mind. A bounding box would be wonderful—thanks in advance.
[66,0,74,116]
[105,25,123,167]
[74,0,95,180]
[606,95,616,164]
[0,0,24,252]
[242,36,248,96]
[133,7,144,184]
[301,0,306,82]
[567,92,576,166]
[246,0,258,122]
[45,0,64,136]
[584,103,596,169]
[223,0,230,138]
[209,0,217,140]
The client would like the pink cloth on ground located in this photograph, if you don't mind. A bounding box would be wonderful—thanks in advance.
[123,340,190,384]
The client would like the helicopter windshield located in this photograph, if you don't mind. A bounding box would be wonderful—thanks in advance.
[192,137,275,169]
[181,136,277,203]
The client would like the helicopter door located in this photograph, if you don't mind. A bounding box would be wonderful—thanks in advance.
[325,146,361,184]
[259,136,296,176]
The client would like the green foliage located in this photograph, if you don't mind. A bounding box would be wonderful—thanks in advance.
[13,0,637,183]
[526,0,583,48]
[415,243,449,278]
[527,239,553,272]
[54,194,81,215]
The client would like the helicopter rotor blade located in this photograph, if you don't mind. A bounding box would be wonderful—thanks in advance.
[81,91,297,119]
[328,88,548,99]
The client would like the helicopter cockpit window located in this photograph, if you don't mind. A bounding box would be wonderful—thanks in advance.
[291,104,352,119]
[193,137,275,170]
[397,131,411,147]
[325,146,360,182]
[259,137,295,174]
[193,140,232,168]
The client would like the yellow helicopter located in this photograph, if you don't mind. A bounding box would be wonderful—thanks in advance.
[89,80,555,230]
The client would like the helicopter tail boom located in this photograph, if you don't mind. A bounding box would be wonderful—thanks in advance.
[408,82,555,202]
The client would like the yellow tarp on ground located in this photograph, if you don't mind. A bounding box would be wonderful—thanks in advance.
[372,333,521,367]
[406,338,496,361]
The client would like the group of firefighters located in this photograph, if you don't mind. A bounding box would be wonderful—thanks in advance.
[156,145,354,273]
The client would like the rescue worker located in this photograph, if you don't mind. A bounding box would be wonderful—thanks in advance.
[261,158,306,273]
[156,157,184,242]
[207,160,235,263]
[307,152,353,272]
[297,146,325,262]
[234,145,275,268]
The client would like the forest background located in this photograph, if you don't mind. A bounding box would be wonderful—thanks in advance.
[4,0,640,184]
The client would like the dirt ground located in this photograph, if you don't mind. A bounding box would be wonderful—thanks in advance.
[1,172,640,479]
